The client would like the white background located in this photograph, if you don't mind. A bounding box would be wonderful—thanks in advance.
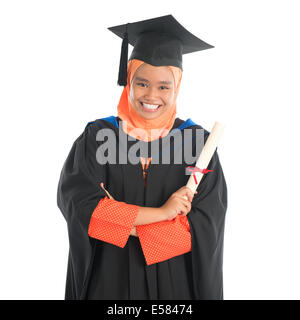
[1,0,299,300]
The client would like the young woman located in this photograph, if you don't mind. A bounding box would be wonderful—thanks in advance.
[57,15,227,300]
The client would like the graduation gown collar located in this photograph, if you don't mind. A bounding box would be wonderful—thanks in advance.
[86,115,198,132]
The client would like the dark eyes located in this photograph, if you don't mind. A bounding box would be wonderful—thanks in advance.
[160,86,169,90]
[137,82,169,90]
[137,82,147,87]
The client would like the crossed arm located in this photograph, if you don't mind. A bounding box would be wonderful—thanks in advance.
[88,187,194,265]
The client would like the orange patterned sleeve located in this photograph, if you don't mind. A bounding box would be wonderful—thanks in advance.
[88,196,140,248]
[137,156,192,265]
[136,215,191,265]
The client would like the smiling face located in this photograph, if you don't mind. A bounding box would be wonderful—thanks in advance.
[129,63,175,120]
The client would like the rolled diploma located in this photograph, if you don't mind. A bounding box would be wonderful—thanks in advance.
[183,121,225,200]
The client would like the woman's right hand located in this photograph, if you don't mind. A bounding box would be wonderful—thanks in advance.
[159,186,197,221]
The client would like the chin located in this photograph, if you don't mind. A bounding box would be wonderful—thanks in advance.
[140,113,160,120]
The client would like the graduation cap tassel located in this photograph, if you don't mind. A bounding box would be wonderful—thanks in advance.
[117,24,129,86]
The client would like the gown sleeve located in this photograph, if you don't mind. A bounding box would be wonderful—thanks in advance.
[57,124,107,235]
[88,196,140,248]
[186,150,227,299]
[136,215,191,265]
[136,150,227,268]
[57,123,139,248]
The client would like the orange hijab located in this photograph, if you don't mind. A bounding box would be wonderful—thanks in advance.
[117,59,182,142]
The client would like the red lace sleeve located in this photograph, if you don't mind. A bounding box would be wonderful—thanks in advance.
[136,215,191,265]
[88,196,140,248]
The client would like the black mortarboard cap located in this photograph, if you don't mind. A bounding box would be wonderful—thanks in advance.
[108,14,214,86]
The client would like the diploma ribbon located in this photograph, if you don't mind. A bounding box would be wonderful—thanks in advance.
[186,166,213,185]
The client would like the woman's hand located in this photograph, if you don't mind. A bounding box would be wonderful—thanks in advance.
[130,226,138,237]
[159,186,197,221]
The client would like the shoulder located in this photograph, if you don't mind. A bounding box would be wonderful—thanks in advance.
[83,116,119,139]
[85,115,119,131]
[176,117,210,142]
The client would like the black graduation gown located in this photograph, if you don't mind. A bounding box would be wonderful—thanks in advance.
[57,116,227,300]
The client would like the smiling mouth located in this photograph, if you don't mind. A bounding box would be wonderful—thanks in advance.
[140,102,162,112]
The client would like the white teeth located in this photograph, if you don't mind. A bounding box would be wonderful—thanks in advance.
[142,103,160,110]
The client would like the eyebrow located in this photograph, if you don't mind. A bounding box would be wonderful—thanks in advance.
[135,77,173,85]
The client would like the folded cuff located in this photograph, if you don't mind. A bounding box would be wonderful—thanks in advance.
[136,215,191,265]
[88,196,140,248]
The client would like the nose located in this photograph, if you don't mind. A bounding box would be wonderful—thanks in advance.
[144,86,158,101]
